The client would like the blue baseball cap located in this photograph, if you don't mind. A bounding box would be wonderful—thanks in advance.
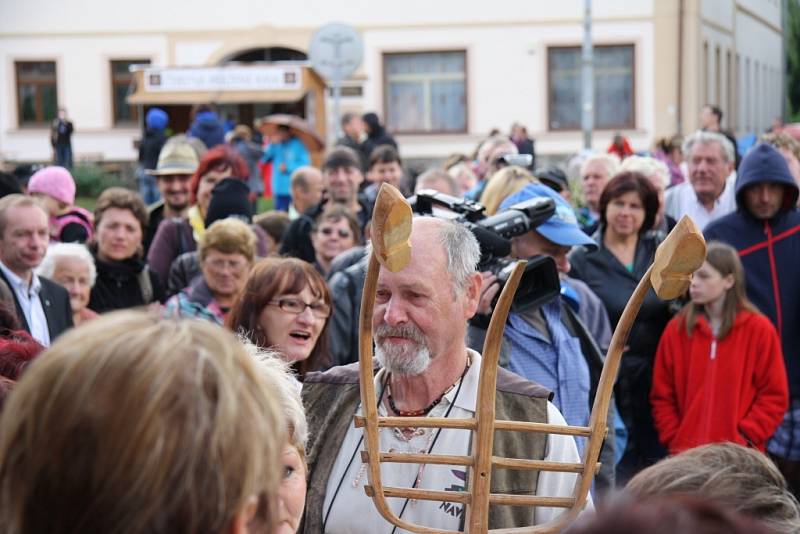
[499,184,597,250]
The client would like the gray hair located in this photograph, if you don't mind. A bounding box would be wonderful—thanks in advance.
[429,217,480,295]
[626,442,800,533]
[683,130,735,163]
[37,243,97,287]
[241,341,308,453]
[580,152,621,180]
[620,155,670,189]
[366,216,480,297]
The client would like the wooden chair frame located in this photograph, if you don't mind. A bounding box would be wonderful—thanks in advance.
[354,184,706,533]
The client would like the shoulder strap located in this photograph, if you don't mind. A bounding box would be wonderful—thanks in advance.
[136,265,154,304]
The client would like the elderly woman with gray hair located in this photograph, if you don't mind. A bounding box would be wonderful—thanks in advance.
[247,345,309,534]
[37,242,98,326]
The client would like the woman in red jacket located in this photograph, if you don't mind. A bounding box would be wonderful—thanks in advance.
[651,241,788,454]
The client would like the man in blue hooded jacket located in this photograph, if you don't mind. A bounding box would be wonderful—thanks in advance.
[704,143,800,495]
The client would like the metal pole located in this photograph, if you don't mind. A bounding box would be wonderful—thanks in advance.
[582,0,594,150]
[332,77,342,140]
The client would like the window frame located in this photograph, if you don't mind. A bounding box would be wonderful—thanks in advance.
[382,49,469,135]
[15,60,58,127]
[110,58,150,127]
[546,43,636,132]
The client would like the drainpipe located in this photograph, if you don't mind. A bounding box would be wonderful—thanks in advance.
[677,0,685,134]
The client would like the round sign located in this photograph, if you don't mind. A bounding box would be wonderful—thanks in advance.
[308,22,364,82]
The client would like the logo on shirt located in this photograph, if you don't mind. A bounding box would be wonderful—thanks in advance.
[438,469,467,519]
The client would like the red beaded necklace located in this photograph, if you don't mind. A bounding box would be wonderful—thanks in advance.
[386,355,472,417]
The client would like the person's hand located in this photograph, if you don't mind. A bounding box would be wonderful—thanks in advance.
[477,271,500,315]
[279,163,287,173]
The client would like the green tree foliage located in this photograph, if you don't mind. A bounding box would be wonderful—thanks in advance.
[788,0,800,120]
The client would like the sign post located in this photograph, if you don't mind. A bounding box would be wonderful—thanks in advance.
[309,23,364,140]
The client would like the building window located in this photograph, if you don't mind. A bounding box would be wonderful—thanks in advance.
[15,61,58,126]
[547,45,635,130]
[383,51,466,133]
[111,59,150,126]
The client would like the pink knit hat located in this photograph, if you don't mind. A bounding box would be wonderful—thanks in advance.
[27,166,76,205]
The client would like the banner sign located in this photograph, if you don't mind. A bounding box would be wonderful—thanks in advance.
[143,66,302,92]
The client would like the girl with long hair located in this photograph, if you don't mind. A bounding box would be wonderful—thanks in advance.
[651,241,788,454]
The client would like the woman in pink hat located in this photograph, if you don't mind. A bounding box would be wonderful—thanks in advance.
[27,166,93,244]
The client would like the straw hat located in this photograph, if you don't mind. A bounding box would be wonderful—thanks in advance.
[147,141,199,176]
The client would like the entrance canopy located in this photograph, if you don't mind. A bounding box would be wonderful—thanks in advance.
[126,63,328,152]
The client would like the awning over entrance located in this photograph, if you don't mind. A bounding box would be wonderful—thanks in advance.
[126,63,328,155]
[127,64,312,105]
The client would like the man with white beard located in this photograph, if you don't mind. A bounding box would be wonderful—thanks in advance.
[300,217,588,533]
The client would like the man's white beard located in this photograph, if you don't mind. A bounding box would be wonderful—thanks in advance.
[374,323,431,376]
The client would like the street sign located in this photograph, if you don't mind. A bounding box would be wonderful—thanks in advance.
[309,22,364,82]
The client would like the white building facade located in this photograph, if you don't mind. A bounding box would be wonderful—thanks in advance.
[0,0,785,164]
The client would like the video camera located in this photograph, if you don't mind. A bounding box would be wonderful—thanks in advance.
[409,189,561,313]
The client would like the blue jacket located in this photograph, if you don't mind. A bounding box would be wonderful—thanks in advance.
[705,143,800,395]
[262,137,310,197]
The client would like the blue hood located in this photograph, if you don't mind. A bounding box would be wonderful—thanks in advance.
[735,143,799,209]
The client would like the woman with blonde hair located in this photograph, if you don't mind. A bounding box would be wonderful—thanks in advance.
[0,310,285,534]
[651,241,788,454]
[164,218,257,324]
[479,165,538,215]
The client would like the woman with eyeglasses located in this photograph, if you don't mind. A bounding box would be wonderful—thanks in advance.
[164,218,256,325]
[310,205,361,277]
[227,257,332,379]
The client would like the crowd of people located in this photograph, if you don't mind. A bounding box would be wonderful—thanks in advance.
[0,103,799,533]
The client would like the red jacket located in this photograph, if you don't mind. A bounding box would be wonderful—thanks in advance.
[651,309,788,454]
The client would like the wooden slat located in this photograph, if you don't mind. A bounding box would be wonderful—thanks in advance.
[366,485,472,505]
[489,494,575,508]
[353,416,591,438]
[491,457,590,474]
[362,450,474,467]
[354,415,476,430]
[493,420,592,437]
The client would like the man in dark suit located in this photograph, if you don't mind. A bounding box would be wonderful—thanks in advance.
[0,195,73,345]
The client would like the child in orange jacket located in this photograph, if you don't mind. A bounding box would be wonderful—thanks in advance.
[651,241,788,454]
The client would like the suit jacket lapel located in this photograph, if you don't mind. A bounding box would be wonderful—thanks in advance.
[0,268,30,333]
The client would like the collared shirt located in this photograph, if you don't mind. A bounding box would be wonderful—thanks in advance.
[504,302,591,453]
[664,172,737,230]
[0,260,50,346]
[323,350,589,533]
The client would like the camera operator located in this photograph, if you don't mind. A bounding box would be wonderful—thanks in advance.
[468,183,619,492]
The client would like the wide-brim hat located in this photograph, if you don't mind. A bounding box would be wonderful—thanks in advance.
[147,141,199,176]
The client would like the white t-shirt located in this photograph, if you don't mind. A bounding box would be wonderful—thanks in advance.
[322,351,591,533]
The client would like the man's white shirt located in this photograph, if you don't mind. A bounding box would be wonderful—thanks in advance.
[322,350,591,533]
[664,172,737,230]
[0,260,50,346]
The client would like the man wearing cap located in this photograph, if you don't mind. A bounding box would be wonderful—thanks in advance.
[704,143,800,494]
[535,166,572,203]
[470,184,618,490]
[143,140,199,255]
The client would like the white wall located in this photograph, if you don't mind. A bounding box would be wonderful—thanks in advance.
[735,7,783,134]
[0,34,168,161]
[0,0,654,34]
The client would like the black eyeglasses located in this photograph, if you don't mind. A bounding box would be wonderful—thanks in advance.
[267,298,331,319]
[318,227,352,238]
